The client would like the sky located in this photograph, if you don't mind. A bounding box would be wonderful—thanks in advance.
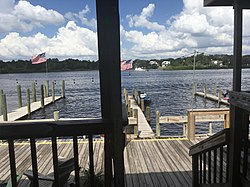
[0,0,250,61]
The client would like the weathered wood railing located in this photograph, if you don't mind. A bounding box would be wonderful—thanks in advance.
[189,128,230,187]
[0,119,109,187]
[156,108,230,139]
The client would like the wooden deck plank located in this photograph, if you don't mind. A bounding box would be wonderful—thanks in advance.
[126,141,141,187]
[144,141,171,187]
[124,143,134,187]
[0,139,199,187]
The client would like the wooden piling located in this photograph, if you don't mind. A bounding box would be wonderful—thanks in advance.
[54,111,59,121]
[193,82,197,97]
[17,84,22,108]
[146,106,150,123]
[2,94,7,121]
[26,88,31,116]
[156,110,160,137]
[52,81,55,103]
[40,85,44,108]
[218,89,222,104]
[45,80,49,97]
[140,98,144,112]
[32,82,36,102]
[62,80,65,98]
[203,83,207,98]
[0,89,3,115]
[213,83,217,96]
[133,108,138,136]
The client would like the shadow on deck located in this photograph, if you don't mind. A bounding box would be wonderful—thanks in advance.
[0,138,196,187]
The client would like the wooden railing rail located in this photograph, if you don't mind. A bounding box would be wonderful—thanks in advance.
[156,108,230,138]
[189,129,230,187]
[0,119,109,187]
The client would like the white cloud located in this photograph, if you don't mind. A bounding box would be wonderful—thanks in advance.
[0,21,98,61]
[65,5,96,29]
[122,1,250,59]
[126,3,165,31]
[0,0,64,33]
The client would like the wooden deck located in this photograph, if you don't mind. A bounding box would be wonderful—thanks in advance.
[0,96,62,122]
[0,138,197,186]
[129,96,155,138]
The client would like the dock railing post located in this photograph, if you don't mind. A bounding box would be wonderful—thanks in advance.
[45,80,49,97]
[54,111,59,121]
[128,100,131,117]
[26,88,31,116]
[52,81,55,103]
[0,89,3,115]
[146,106,150,124]
[17,84,22,108]
[133,108,138,137]
[61,80,65,98]
[224,112,230,128]
[40,85,44,108]
[183,123,187,137]
[2,94,8,121]
[156,110,160,137]
[32,82,36,102]
[203,83,207,98]
[187,110,195,140]
[208,122,213,135]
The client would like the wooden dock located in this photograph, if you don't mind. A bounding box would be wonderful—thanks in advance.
[128,96,155,138]
[0,138,198,186]
[0,96,62,122]
[195,92,229,105]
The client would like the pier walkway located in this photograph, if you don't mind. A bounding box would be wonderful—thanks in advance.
[0,138,198,187]
[195,92,229,105]
[0,96,62,122]
[128,96,155,138]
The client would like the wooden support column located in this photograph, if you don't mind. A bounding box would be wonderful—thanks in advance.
[187,111,195,140]
[229,2,243,186]
[96,0,124,186]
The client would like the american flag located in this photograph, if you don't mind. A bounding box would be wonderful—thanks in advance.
[120,59,133,71]
[32,52,47,64]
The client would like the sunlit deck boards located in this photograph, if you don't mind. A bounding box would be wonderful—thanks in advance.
[0,96,62,122]
[124,139,197,187]
[129,96,155,138]
[0,138,197,187]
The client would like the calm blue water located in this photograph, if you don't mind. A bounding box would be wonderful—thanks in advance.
[1,69,250,135]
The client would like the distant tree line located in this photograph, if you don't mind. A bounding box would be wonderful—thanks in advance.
[134,54,250,70]
[1,54,250,74]
[0,58,99,74]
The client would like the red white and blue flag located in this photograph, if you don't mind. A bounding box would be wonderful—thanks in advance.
[32,52,47,64]
[120,59,133,71]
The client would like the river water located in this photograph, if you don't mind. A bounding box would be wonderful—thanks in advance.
[1,69,250,136]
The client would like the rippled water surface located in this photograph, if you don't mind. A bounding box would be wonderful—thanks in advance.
[1,69,250,135]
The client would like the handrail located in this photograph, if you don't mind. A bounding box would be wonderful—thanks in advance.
[0,118,108,139]
[0,118,111,187]
[189,128,230,156]
[189,129,230,187]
